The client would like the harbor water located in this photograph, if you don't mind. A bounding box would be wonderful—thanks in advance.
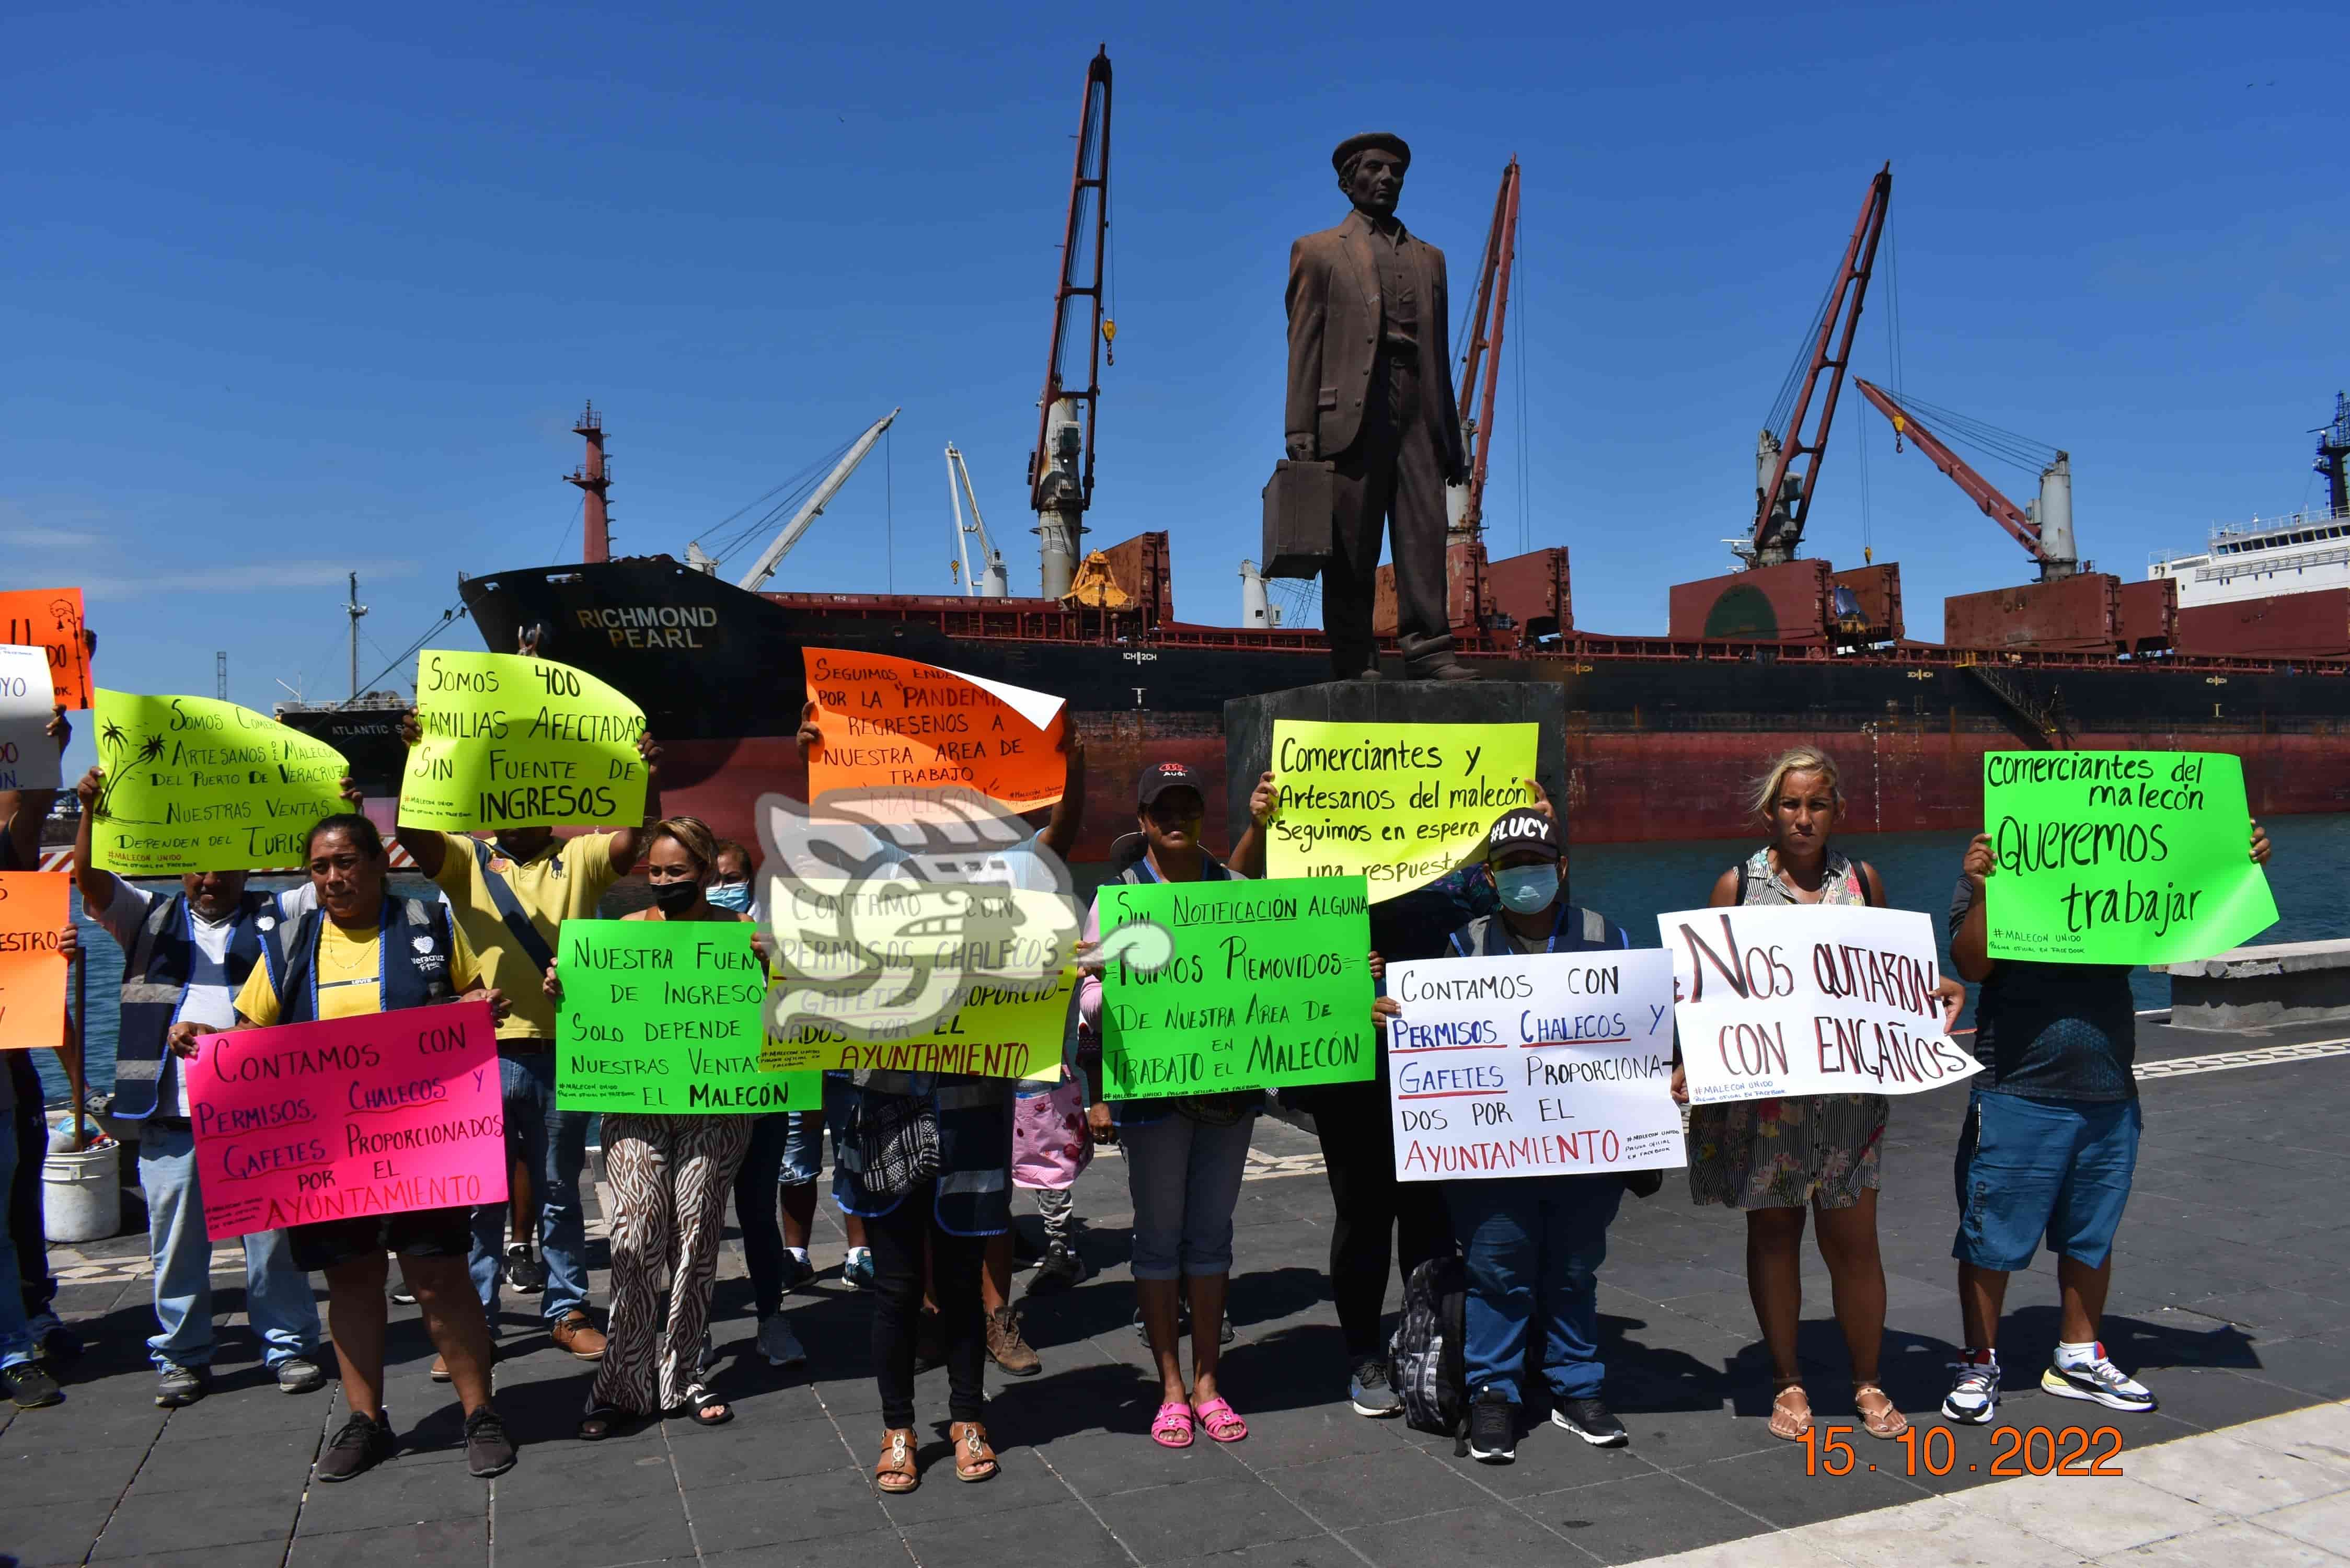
[35,815,2350,1108]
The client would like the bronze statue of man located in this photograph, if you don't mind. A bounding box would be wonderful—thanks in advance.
[1285,132,1472,681]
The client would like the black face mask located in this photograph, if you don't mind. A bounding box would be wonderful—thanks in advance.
[651,880,700,916]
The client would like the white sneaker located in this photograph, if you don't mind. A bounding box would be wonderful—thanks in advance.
[1941,1354,2000,1424]
[2043,1346,2156,1412]
[757,1313,808,1368]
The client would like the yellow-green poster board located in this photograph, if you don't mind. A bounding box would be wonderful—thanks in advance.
[91,691,349,873]
[1097,877,1374,1098]
[762,970,1075,1080]
[1265,721,1539,899]
[1983,751,2277,964]
[398,651,648,832]
[555,918,819,1113]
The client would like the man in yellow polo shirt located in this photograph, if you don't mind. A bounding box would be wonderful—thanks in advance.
[393,717,663,1367]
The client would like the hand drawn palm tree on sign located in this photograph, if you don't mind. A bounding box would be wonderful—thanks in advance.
[89,717,155,823]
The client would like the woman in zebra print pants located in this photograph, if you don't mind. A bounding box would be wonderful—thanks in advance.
[554,817,759,1436]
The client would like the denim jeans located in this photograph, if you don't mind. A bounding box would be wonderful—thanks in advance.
[469,1052,591,1325]
[1121,1112,1255,1281]
[0,1116,33,1368]
[140,1123,320,1370]
[1445,1174,1623,1405]
[8,1056,54,1320]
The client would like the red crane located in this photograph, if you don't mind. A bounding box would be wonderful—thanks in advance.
[1027,47,1113,598]
[1450,158,1520,541]
[1747,165,1891,567]
[1852,378,2078,580]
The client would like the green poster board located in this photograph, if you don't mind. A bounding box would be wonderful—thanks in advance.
[762,970,1075,1080]
[1265,720,1539,900]
[556,919,819,1113]
[1982,751,2277,964]
[398,651,648,832]
[90,690,349,873]
[1097,877,1375,1098]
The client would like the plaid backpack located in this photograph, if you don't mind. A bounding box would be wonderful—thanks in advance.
[1388,1251,1471,1454]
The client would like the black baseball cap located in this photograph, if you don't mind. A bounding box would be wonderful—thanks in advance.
[1136,761,1205,809]
[1485,808,1562,862]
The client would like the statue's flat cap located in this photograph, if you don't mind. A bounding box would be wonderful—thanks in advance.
[1332,132,1411,172]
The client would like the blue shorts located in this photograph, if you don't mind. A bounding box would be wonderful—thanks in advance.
[781,1076,856,1187]
[1952,1091,2141,1271]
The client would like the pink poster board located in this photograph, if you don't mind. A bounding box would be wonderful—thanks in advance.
[187,1000,506,1241]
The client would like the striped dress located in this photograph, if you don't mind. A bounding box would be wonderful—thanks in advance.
[1685,847,1892,1212]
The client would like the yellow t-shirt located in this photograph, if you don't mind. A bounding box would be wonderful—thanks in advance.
[432,831,620,1039]
[236,910,481,1027]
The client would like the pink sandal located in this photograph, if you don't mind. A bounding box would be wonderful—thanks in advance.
[1192,1397,1248,1443]
[1150,1401,1194,1447]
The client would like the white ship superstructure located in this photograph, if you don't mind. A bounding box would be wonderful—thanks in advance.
[2150,508,2350,608]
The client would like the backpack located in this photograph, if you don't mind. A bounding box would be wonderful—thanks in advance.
[1387,1250,1472,1454]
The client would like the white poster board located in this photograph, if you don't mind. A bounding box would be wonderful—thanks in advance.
[0,646,59,792]
[1386,948,1684,1181]
[1658,903,1979,1105]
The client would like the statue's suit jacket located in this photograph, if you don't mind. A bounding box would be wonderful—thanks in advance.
[1284,209,1468,474]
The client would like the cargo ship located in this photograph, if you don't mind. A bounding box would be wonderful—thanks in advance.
[283,57,2350,860]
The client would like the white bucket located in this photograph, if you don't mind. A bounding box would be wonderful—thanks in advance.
[42,1141,122,1244]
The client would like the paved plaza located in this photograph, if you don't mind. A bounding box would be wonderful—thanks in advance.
[6,1017,2350,1568]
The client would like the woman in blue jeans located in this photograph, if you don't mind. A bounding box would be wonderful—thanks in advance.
[1077,761,1262,1447]
[1439,809,1636,1464]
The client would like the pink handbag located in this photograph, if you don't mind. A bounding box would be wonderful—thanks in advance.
[1011,1073,1092,1191]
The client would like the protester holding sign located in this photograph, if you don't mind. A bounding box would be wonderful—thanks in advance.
[182,813,517,1482]
[1425,808,1644,1461]
[549,817,761,1437]
[391,701,663,1375]
[1680,748,1957,1445]
[1076,760,1268,1449]
[1940,818,2273,1426]
[71,767,327,1408]
[1,704,80,1386]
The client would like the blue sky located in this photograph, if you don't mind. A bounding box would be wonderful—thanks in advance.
[7,2,2343,770]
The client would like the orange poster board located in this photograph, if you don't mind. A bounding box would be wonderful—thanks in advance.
[0,589,92,711]
[802,647,1066,811]
[0,872,70,1050]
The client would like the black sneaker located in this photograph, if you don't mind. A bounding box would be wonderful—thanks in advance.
[1026,1241,1081,1294]
[388,1284,418,1307]
[4,1361,64,1410]
[1552,1397,1629,1447]
[1467,1387,1516,1464]
[316,1410,395,1482]
[463,1405,517,1478]
[155,1363,211,1408]
[778,1249,816,1290]
[29,1313,84,1367]
[502,1242,545,1294]
[1350,1358,1403,1418]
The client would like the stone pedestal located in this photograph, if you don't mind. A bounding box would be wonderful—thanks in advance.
[1222,679,1570,834]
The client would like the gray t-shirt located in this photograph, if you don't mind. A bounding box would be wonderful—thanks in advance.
[1950,878,2137,1101]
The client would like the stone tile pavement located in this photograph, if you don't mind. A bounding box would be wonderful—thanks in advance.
[5,1018,2349,1567]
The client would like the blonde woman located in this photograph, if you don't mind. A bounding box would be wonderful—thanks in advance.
[550,816,758,1437]
[1678,749,1959,1445]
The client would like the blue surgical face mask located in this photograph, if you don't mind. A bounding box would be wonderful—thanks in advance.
[706,880,753,912]
[1494,864,1560,915]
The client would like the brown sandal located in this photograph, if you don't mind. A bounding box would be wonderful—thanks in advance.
[1768,1379,1813,1440]
[874,1428,918,1493]
[1854,1383,1909,1439]
[949,1420,997,1483]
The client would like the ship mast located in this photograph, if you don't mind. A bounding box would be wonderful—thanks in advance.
[1028,47,1113,598]
[1745,165,1891,568]
[1451,158,1521,543]
[2317,391,2350,519]
[568,402,612,562]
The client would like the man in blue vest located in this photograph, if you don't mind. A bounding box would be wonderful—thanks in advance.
[71,766,326,1407]
[1440,808,1635,1465]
